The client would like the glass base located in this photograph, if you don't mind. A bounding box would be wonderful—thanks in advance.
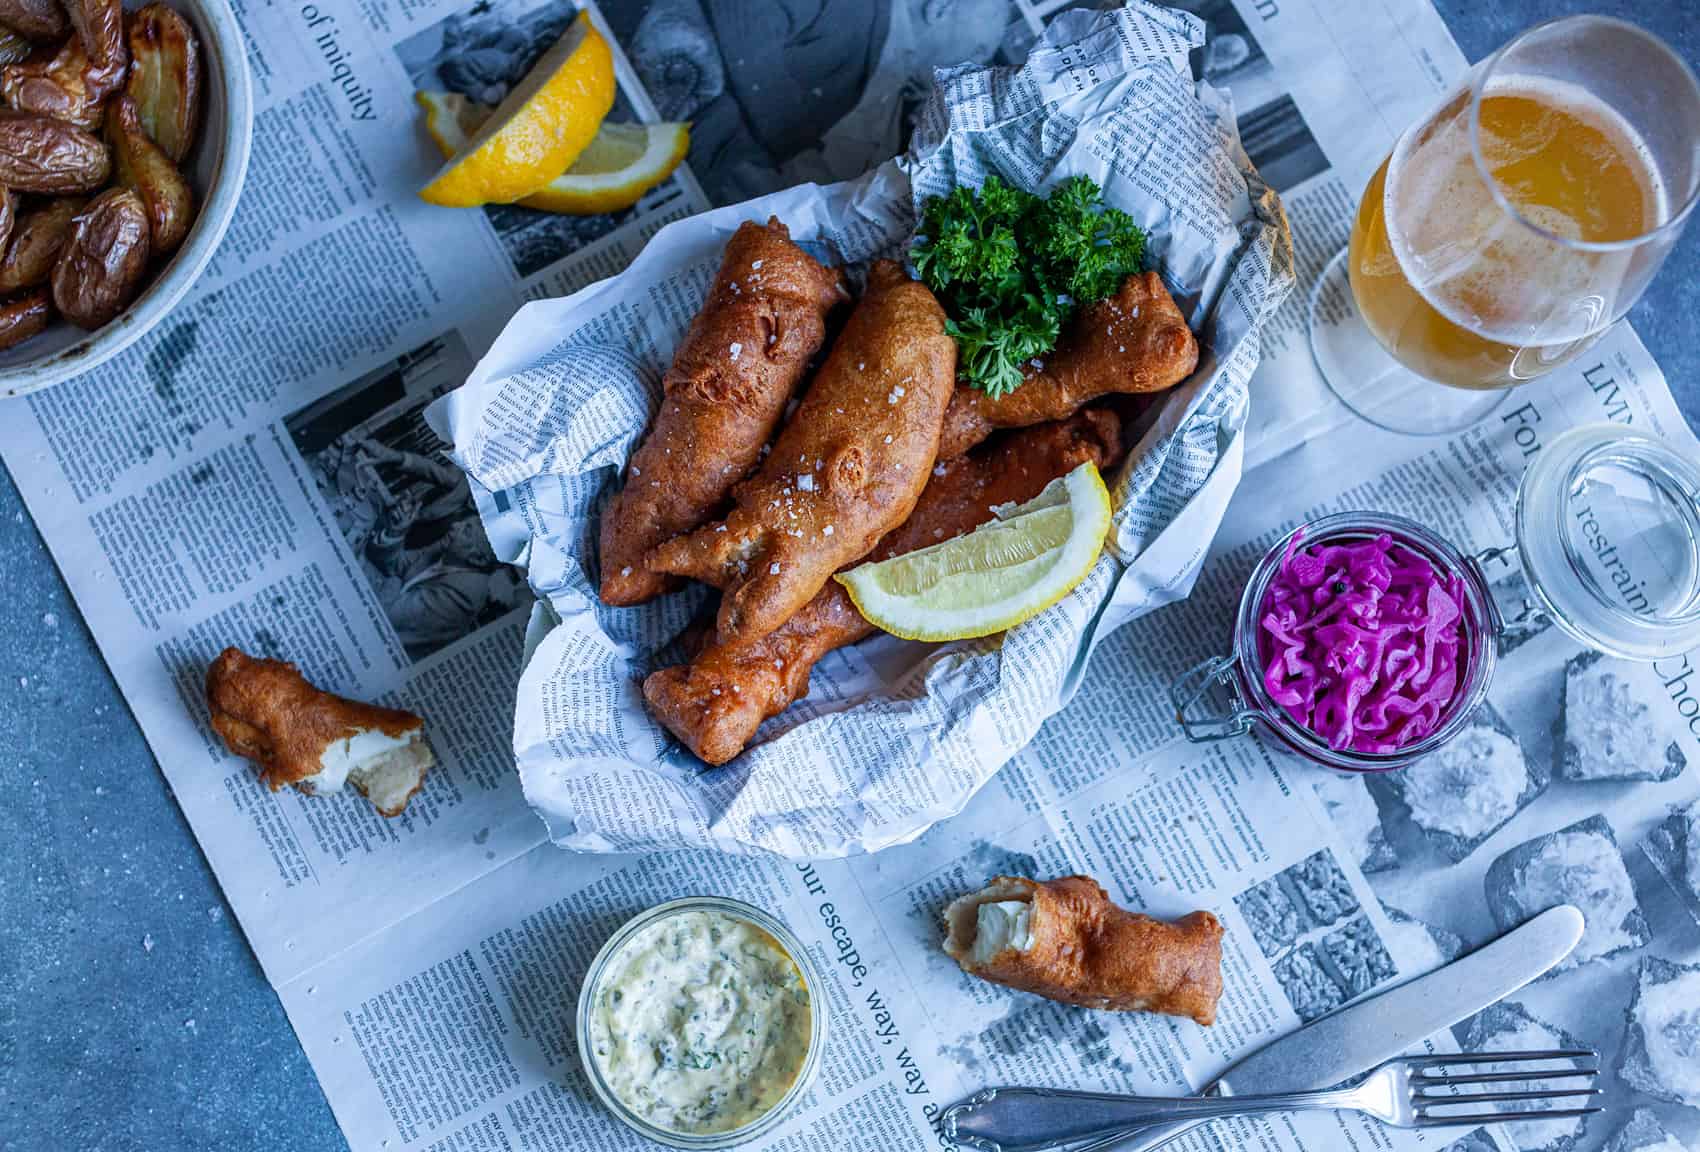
[1308,247,1510,436]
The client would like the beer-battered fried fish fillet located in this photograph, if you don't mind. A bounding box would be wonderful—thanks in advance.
[943,875,1224,1025]
[599,217,848,606]
[205,647,434,818]
[644,409,1125,764]
[646,260,956,644]
[938,270,1197,459]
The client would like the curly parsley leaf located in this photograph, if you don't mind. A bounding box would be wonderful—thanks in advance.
[911,174,1147,397]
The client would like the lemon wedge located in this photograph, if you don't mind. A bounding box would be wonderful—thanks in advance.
[419,11,616,208]
[418,90,688,215]
[837,462,1113,641]
[418,89,486,160]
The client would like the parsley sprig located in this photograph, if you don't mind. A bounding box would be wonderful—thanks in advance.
[911,174,1146,397]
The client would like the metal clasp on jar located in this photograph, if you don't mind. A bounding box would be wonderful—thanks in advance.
[1472,544,1528,637]
[1171,653,1260,742]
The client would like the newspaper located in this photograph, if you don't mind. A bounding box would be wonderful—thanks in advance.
[426,4,1294,858]
[1,2,1697,1152]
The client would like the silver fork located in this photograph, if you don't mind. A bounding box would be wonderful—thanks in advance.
[943,1050,1602,1152]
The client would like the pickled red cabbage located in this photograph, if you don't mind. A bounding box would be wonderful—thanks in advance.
[1258,530,1466,754]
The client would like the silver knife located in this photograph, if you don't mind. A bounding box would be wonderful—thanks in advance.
[1064,903,1584,1152]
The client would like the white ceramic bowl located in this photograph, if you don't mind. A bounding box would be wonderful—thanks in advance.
[0,0,252,399]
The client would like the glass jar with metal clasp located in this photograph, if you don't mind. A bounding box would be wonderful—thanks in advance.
[1170,424,1700,772]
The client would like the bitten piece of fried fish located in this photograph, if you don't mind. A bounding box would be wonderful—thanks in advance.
[943,875,1223,1026]
[599,216,848,606]
[643,409,1125,764]
[937,270,1197,460]
[205,647,433,818]
[645,260,956,645]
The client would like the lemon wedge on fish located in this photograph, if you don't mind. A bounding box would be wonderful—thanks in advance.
[418,89,688,215]
[837,462,1112,641]
[419,11,616,208]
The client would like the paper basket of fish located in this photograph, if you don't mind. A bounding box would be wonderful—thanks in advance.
[427,4,1294,857]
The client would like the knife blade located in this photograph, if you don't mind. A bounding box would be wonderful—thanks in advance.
[1066,903,1584,1152]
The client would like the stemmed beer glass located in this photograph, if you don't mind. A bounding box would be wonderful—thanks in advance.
[1308,16,1700,436]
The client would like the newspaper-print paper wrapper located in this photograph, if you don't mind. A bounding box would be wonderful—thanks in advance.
[427,4,1294,858]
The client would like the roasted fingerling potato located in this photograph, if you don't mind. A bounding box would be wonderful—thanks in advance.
[124,3,196,163]
[0,25,34,66]
[3,35,108,131]
[0,282,50,347]
[0,110,108,191]
[51,184,148,328]
[109,93,187,252]
[0,0,69,43]
[66,0,125,101]
[0,195,80,291]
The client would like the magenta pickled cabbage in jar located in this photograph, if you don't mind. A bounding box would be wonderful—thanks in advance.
[1172,425,1700,772]
[1173,512,1497,772]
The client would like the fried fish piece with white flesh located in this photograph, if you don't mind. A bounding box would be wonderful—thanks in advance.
[205,647,433,818]
[598,216,848,606]
[643,409,1124,764]
[943,875,1224,1025]
[937,270,1198,460]
[646,259,956,644]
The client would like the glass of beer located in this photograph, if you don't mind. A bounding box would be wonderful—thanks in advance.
[1308,16,1700,435]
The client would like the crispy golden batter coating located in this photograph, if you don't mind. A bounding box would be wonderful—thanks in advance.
[644,588,866,767]
[646,260,956,644]
[643,410,1124,764]
[205,647,429,817]
[943,876,1224,1026]
[599,217,848,606]
[938,270,1197,459]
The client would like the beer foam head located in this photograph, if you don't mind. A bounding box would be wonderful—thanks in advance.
[1474,73,1667,226]
[1384,74,1667,346]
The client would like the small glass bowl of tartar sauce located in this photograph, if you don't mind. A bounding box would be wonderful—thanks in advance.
[577,896,826,1148]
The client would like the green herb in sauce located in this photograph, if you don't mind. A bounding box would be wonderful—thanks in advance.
[589,909,813,1135]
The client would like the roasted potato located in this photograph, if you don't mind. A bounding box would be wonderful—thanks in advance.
[0,3,205,346]
[3,36,106,131]
[0,283,49,347]
[0,25,33,66]
[0,0,69,43]
[0,195,80,291]
[67,0,126,101]
[124,3,198,163]
[51,185,148,328]
[0,111,109,192]
[108,94,189,253]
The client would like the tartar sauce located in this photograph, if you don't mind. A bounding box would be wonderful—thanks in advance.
[587,908,813,1135]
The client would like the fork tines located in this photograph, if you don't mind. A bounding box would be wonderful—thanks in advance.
[1411,1049,1604,1128]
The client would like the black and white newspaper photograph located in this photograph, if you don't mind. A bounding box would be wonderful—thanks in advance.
[288,333,529,661]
